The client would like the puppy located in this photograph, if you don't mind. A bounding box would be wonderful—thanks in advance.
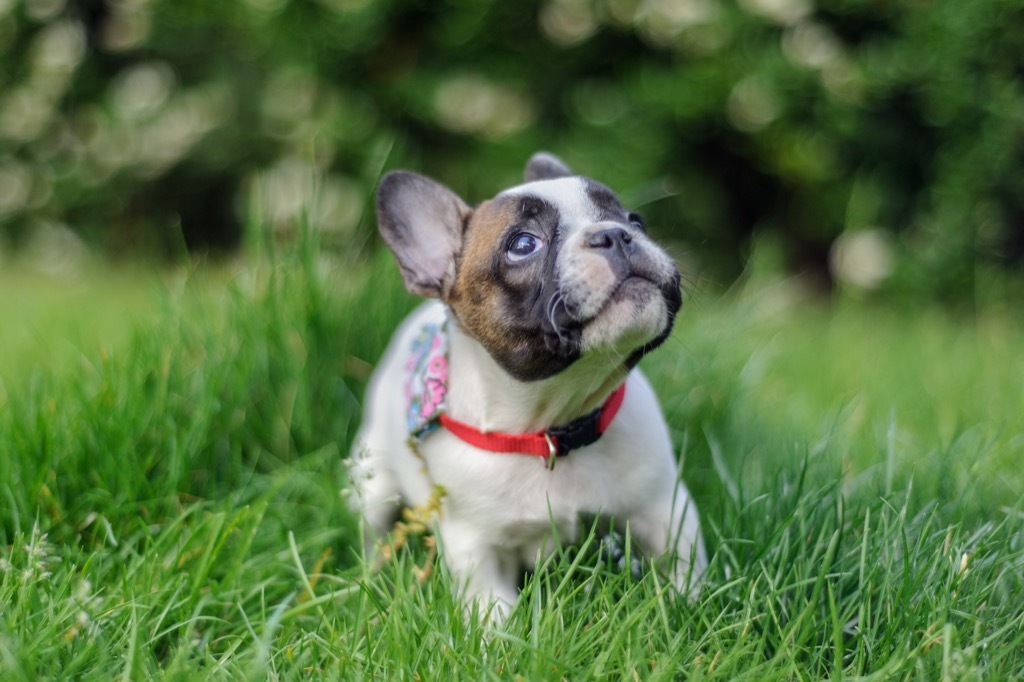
[351,152,706,619]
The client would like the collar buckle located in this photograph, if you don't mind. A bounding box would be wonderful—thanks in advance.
[543,432,557,470]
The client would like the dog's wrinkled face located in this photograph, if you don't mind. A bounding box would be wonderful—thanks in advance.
[450,177,681,381]
[376,154,682,382]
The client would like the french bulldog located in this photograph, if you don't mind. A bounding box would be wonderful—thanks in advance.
[351,152,706,619]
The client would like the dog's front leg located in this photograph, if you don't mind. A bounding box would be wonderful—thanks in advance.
[628,487,707,599]
[437,518,520,621]
[348,440,403,553]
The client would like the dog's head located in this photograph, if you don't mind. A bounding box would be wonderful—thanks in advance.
[376,153,682,382]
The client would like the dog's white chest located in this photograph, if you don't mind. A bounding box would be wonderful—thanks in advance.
[411,371,680,555]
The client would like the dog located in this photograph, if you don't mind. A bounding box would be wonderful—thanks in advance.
[351,152,706,619]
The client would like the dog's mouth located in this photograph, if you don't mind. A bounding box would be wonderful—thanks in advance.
[608,274,658,302]
[558,272,662,322]
[545,273,674,349]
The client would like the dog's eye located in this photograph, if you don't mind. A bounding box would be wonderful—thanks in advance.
[507,232,545,262]
[628,212,646,232]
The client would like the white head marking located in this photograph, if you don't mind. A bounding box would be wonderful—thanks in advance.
[501,177,600,237]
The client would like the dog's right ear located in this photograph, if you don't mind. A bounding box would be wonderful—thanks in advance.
[524,152,573,182]
[376,171,471,299]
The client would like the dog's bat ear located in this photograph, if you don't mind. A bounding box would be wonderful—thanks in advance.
[376,171,471,299]
[524,152,573,182]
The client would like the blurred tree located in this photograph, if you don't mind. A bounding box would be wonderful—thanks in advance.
[0,0,1021,302]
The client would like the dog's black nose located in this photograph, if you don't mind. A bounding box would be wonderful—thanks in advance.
[586,226,633,251]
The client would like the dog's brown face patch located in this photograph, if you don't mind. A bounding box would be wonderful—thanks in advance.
[446,194,580,381]
[444,177,682,382]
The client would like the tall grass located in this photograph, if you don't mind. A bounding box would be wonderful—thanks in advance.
[1,237,1021,679]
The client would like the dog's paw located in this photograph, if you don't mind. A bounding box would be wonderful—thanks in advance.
[598,531,643,580]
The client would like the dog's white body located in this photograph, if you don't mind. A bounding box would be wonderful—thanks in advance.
[352,156,706,618]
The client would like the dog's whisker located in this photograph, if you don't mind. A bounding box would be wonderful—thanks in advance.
[547,291,573,346]
[546,292,561,331]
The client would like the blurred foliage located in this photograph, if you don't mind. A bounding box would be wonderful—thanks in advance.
[1,0,1023,302]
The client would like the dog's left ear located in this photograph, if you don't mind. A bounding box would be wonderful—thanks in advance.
[524,152,573,182]
[376,171,471,299]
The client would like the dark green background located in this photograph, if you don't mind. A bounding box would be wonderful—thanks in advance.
[2,0,1022,302]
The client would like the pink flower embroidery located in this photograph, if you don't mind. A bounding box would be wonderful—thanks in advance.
[428,354,447,377]
[421,377,446,417]
[405,319,450,438]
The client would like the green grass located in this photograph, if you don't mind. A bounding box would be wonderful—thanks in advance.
[0,265,164,383]
[1,239,1022,680]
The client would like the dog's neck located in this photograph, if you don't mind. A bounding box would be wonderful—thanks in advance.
[443,314,628,433]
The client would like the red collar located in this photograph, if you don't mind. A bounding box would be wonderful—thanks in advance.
[437,383,626,468]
